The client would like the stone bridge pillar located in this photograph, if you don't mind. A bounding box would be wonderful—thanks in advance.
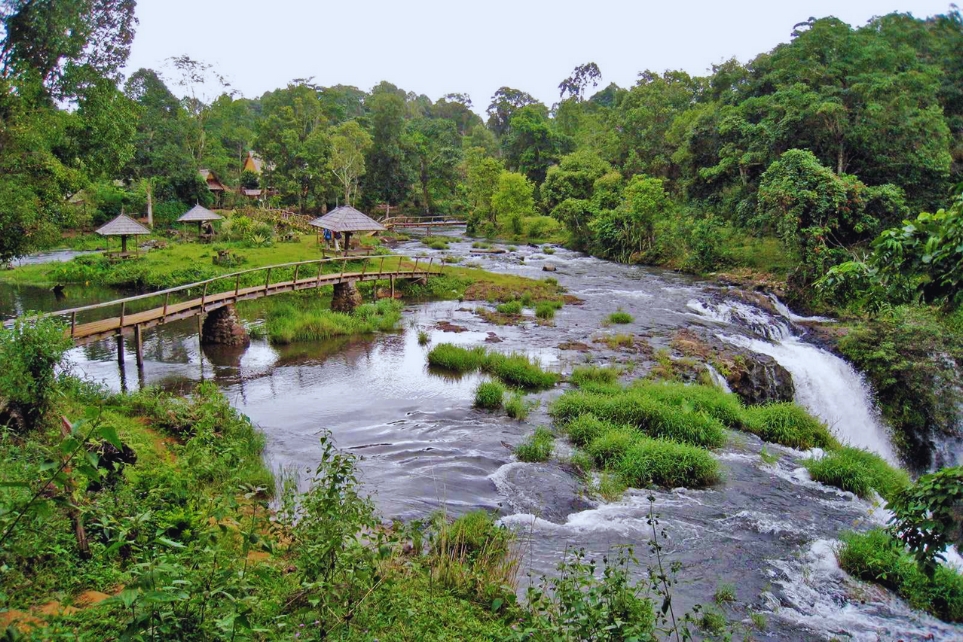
[201,305,249,346]
[331,281,363,312]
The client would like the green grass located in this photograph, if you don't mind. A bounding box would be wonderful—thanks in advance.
[417,329,430,345]
[427,343,488,372]
[516,427,555,462]
[496,300,523,315]
[607,310,634,324]
[838,529,963,623]
[586,427,638,468]
[570,365,621,388]
[616,437,720,489]
[474,380,506,409]
[534,299,563,320]
[505,392,536,420]
[630,380,744,429]
[805,446,911,501]
[714,583,736,604]
[743,402,839,450]
[550,389,727,449]
[564,414,612,446]
[483,352,559,390]
[428,344,559,390]
[254,296,403,344]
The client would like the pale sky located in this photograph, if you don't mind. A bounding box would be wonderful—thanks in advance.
[125,0,955,111]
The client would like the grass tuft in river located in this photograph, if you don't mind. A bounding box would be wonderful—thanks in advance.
[474,380,506,409]
[515,427,555,462]
[805,446,910,501]
[250,294,403,344]
[428,343,559,390]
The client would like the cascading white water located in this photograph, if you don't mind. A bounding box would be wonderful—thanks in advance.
[688,299,899,464]
[705,363,732,393]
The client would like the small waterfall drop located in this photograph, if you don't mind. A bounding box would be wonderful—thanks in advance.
[688,299,898,464]
[705,363,732,393]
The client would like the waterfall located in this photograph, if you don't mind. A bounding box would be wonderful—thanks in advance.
[688,299,899,464]
[705,363,733,393]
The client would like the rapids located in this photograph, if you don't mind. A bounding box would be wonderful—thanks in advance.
[2,239,960,640]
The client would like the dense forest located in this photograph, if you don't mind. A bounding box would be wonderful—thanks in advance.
[2,4,962,312]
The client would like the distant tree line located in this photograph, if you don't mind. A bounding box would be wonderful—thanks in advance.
[1,2,962,301]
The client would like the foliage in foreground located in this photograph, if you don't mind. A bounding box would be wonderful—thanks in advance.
[516,427,555,463]
[838,529,963,623]
[474,380,506,409]
[0,317,72,431]
[889,466,963,575]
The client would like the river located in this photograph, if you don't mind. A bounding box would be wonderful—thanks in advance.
[2,240,960,641]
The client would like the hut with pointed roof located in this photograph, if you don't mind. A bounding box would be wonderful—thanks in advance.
[96,214,151,255]
[177,204,224,239]
[308,206,385,253]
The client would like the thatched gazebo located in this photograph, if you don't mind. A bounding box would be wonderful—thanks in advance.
[96,214,151,255]
[309,205,385,253]
[177,204,223,238]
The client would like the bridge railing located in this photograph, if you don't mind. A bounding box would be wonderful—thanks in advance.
[8,254,442,338]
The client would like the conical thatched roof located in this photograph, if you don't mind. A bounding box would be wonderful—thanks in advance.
[96,214,151,237]
[177,204,223,223]
[309,206,385,233]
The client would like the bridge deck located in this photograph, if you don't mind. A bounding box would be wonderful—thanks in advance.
[68,268,428,345]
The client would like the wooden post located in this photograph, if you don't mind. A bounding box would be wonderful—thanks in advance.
[134,324,144,374]
[119,301,126,328]
[70,311,76,338]
[163,292,169,321]
[412,257,419,276]
[294,263,301,285]
[234,275,240,298]
[201,282,208,310]
[265,268,271,293]
[390,275,395,299]
[116,334,127,394]
[317,262,323,286]
[340,259,346,280]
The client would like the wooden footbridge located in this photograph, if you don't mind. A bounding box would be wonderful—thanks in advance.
[382,215,466,231]
[18,255,441,346]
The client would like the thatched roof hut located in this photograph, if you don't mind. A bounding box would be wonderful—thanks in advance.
[309,206,385,233]
[96,214,150,253]
[309,206,385,253]
[178,204,224,238]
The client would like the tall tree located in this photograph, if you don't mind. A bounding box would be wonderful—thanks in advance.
[405,118,461,214]
[486,87,538,138]
[361,88,411,210]
[329,121,371,207]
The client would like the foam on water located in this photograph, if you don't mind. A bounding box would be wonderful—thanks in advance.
[768,539,963,641]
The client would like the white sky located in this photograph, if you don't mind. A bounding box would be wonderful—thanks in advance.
[124,0,955,111]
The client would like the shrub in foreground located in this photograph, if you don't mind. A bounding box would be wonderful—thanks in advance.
[838,529,963,623]
[805,446,910,500]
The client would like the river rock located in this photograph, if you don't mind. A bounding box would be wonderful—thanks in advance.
[726,354,794,405]
[495,462,594,523]
[331,281,363,312]
[542,264,556,272]
[201,305,250,347]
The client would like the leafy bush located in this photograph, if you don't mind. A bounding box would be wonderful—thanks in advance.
[607,310,633,324]
[743,402,838,450]
[586,427,637,468]
[838,529,963,623]
[516,427,555,462]
[889,466,963,575]
[805,447,910,500]
[517,547,655,641]
[474,381,506,409]
[0,317,72,430]
[616,437,720,489]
